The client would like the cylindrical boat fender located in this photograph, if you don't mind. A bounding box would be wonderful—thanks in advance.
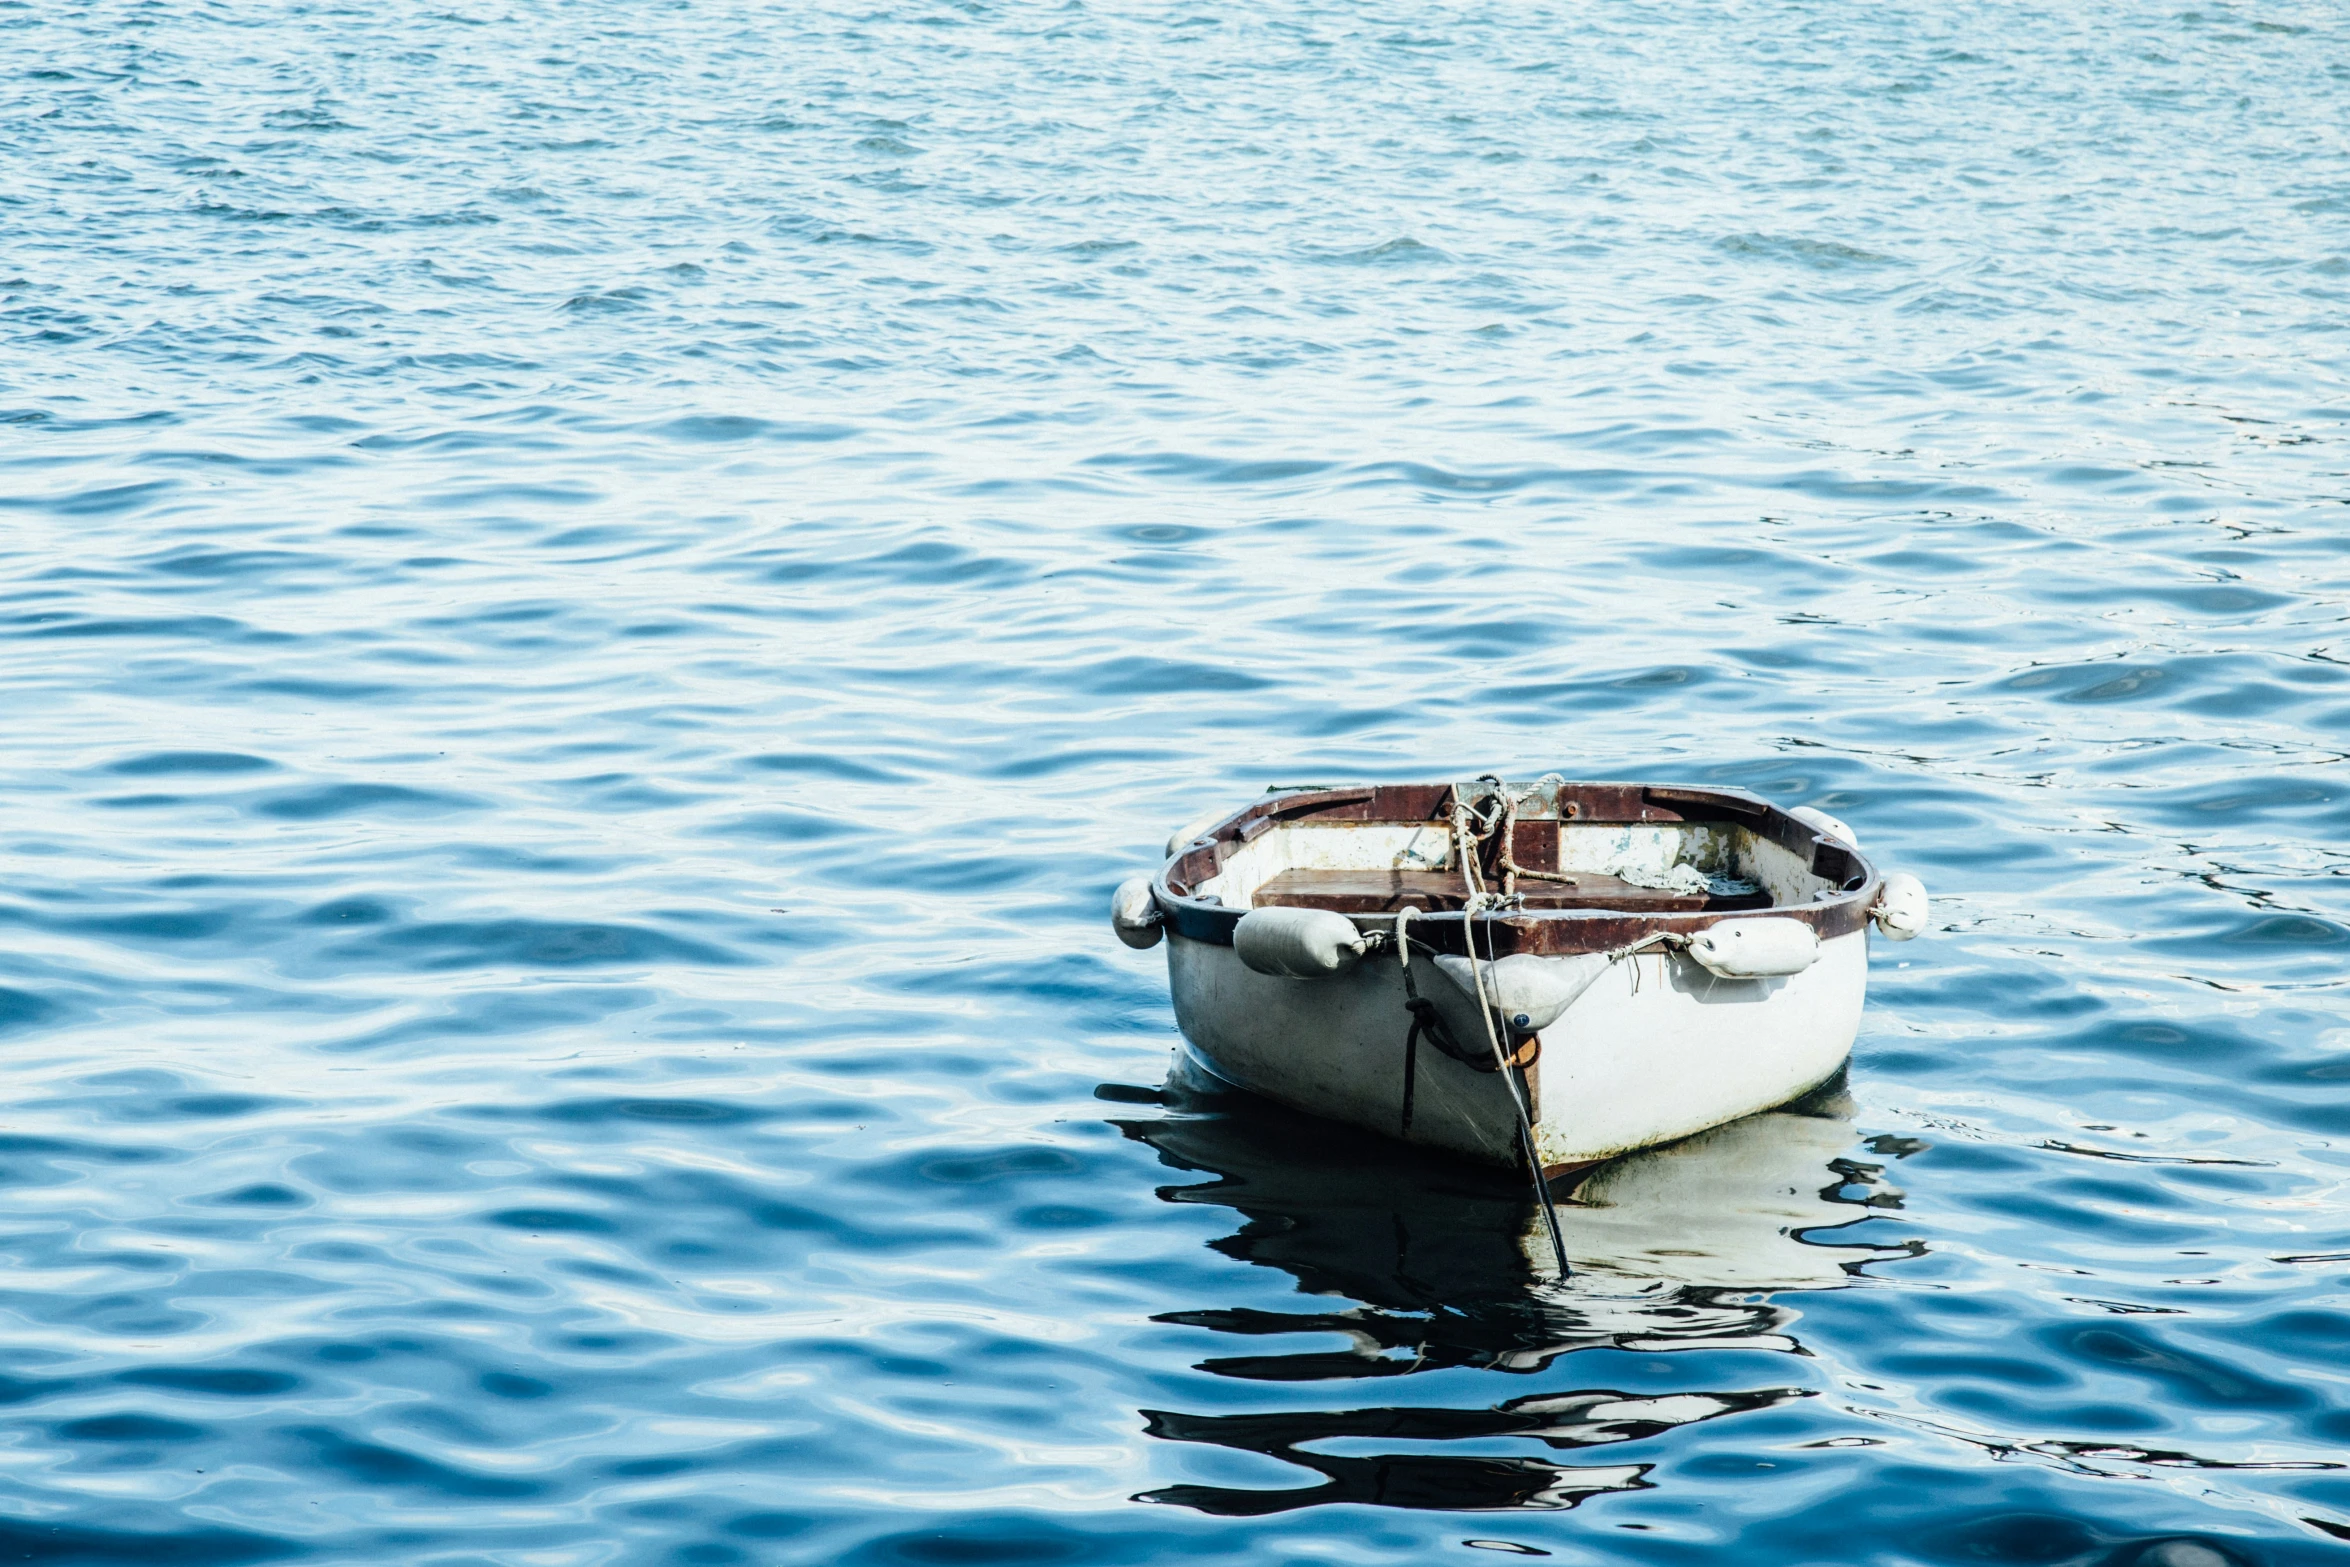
[1790,805,1859,848]
[1872,873,1929,941]
[1234,906,1367,978]
[1689,917,1819,979]
[1110,876,1164,950]
[1164,811,1223,858]
[1432,952,1609,1033]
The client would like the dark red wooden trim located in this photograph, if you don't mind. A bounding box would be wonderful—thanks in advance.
[1151,780,1882,955]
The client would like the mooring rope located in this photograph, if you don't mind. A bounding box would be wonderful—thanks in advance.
[1449,791,1571,1280]
[1387,782,1702,1280]
[1482,772,1581,896]
[1394,905,1430,1140]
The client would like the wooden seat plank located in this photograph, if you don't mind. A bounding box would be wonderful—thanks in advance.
[1250,866,1772,915]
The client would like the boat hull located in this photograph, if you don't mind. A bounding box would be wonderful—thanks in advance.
[1166,929,1868,1169]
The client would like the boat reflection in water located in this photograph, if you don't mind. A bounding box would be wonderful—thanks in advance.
[1106,1059,1921,1516]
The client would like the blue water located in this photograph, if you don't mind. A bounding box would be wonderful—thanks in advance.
[6,0,2350,1560]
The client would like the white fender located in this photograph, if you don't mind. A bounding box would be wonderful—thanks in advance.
[1689,917,1818,979]
[1873,873,1929,941]
[1164,811,1223,858]
[1790,805,1858,848]
[1234,907,1367,978]
[1433,952,1610,1033]
[1110,876,1164,950]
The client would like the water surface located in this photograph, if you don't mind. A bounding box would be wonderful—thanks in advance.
[6,0,2350,1561]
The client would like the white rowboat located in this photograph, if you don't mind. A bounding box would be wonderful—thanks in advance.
[1112,778,1927,1178]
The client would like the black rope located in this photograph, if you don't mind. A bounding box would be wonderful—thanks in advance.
[1399,1017,1419,1139]
[1397,944,1457,1137]
[1397,910,1443,1140]
[1398,988,1492,1130]
[1471,912,1570,1282]
[1510,1059,1569,1279]
[1394,907,1571,1280]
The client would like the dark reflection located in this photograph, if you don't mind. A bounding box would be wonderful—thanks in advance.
[1110,1058,1919,1515]
[1137,1386,1809,1515]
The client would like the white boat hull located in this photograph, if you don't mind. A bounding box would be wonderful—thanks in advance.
[1166,927,1868,1170]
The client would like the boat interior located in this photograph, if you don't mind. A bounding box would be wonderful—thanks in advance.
[1172,781,1863,918]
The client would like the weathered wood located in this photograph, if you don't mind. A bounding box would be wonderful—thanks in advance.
[1251,867,1770,916]
[1153,779,1880,956]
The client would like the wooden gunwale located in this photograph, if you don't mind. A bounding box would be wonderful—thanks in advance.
[1153,781,1879,958]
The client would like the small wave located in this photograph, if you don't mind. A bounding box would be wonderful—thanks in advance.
[1716,232,1904,270]
[248,783,480,821]
[1311,236,1452,265]
[103,750,278,777]
[325,918,747,972]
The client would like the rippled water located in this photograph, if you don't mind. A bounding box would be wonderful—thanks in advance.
[7,0,2350,1560]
